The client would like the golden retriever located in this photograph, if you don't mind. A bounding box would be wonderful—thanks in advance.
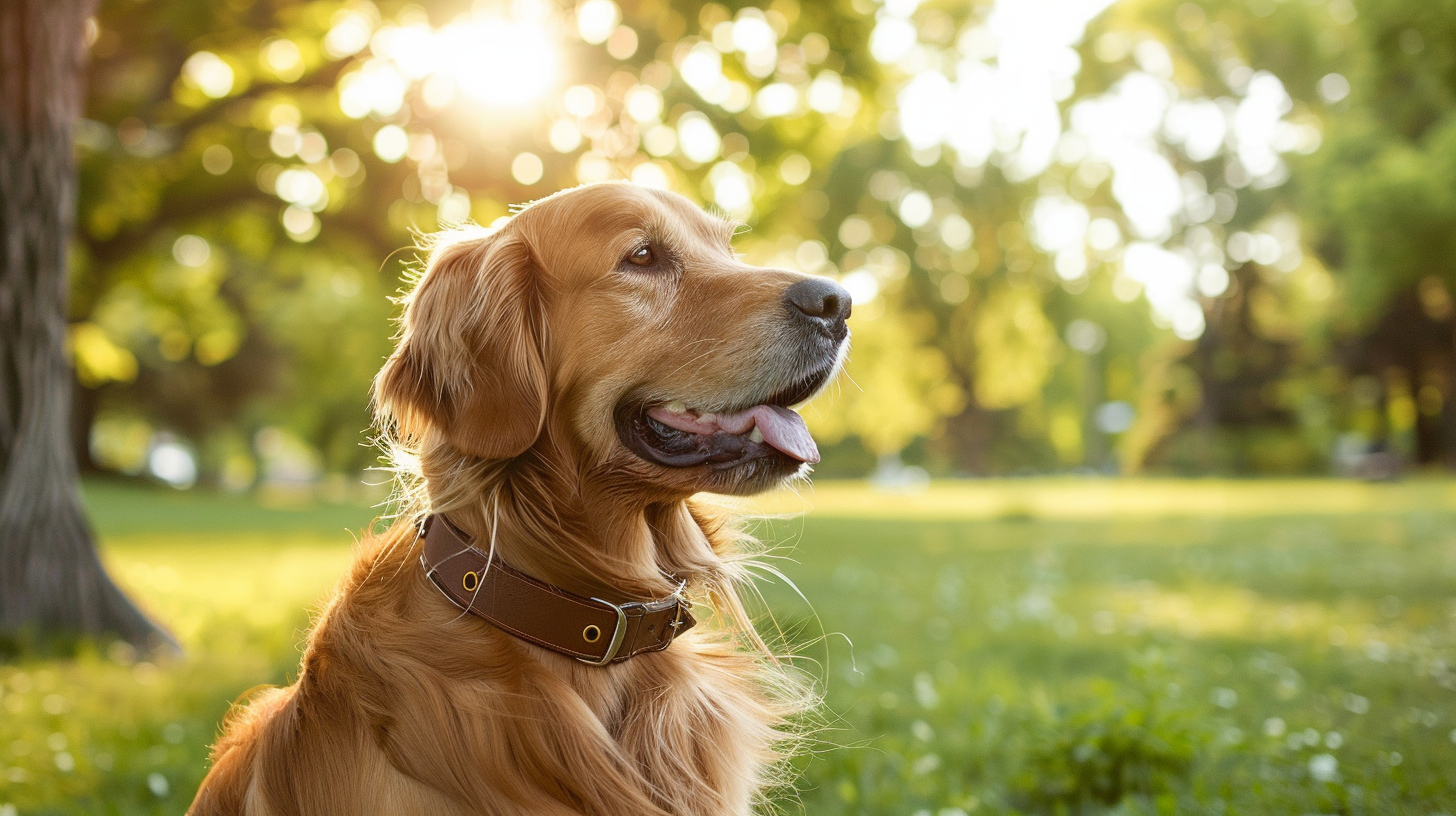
[187,182,852,815]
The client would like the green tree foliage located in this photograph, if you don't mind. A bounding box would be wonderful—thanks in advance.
[1107,0,1456,471]
[971,286,1060,412]
[1294,0,1456,467]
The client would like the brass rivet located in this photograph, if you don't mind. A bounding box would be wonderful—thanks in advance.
[462,571,479,592]
[583,624,602,643]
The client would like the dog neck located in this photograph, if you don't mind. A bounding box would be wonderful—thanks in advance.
[419,444,724,603]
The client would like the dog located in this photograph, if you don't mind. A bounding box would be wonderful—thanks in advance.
[187,182,852,815]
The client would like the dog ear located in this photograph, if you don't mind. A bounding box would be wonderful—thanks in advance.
[374,229,548,460]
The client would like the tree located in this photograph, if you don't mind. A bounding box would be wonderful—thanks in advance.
[1112,0,1456,470]
[0,0,172,650]
[805,0,1319,474]
[1295,0,1456,468]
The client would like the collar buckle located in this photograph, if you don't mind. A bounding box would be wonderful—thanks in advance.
[576,592,690,665]
[422,513,695,666]
[578,598,630,665]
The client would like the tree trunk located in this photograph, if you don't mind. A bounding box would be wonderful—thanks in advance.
[71,380,100,473]
[0,0,172,651]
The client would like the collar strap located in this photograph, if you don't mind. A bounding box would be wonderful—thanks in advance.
[419,515,695,665]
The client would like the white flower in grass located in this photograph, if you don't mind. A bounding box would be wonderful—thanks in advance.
[1308,753,1338,782]
[148,772,170,797]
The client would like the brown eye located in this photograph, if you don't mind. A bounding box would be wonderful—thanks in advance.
[627,244,655,266]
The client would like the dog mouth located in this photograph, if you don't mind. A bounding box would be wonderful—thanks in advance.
[615,363,836,470]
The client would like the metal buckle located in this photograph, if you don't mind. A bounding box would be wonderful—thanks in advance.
[576,594,686,666]
[577,598,630,666]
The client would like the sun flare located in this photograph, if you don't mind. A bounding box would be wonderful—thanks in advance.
[439,15,559,107]
[343,2,562,116]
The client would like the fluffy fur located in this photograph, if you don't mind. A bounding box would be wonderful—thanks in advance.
[188,183,842,815]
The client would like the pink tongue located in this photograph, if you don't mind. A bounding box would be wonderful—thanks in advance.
[646,404,821,464]
[748,405,819,463]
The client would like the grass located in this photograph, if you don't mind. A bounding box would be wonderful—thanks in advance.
[3,478,1456,814]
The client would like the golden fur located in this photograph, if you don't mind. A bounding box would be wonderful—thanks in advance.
[188,183,841,815]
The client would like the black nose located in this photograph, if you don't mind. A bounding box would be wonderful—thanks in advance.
[783,278,852,335]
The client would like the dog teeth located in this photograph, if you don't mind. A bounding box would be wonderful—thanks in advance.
[697,412,716,424]
[748,427,764,443]
[665,400,687,414]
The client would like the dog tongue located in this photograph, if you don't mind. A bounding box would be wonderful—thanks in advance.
[647,404,820,464]
[744,405,820,464]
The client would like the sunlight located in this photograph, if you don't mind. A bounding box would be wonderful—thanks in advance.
[677,111,722,163]
[341,3,562,117]
[181,51,234,99]
[891,0,1114,180]
[575,0,619,45]
[440,13,558,107]
[708,161,753,217]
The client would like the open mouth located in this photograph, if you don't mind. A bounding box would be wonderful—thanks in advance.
[616,363,836,470]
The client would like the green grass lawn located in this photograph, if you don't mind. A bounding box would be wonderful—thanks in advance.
[3,479,1456,814]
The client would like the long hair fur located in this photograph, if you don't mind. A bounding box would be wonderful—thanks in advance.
[190,184,823,816]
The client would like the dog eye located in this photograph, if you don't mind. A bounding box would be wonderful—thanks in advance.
[626,244,656,267]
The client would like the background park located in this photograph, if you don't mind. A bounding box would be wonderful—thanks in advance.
[2,0,1456,812]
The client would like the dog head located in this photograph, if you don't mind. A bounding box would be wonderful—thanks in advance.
[375,182,850,497]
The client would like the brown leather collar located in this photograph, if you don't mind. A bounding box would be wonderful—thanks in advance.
[419,515,695,665]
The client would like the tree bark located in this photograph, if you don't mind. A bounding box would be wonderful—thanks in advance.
[0,0,172,651]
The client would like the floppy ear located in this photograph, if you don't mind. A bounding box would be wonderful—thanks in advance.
[374,228,547,460]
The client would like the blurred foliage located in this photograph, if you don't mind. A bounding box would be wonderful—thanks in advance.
[1012,667,1200,809]
[67,0,1456,484]
[5,480,1456,812]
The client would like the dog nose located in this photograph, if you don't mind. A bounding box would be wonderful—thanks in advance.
[783,278,853,329]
